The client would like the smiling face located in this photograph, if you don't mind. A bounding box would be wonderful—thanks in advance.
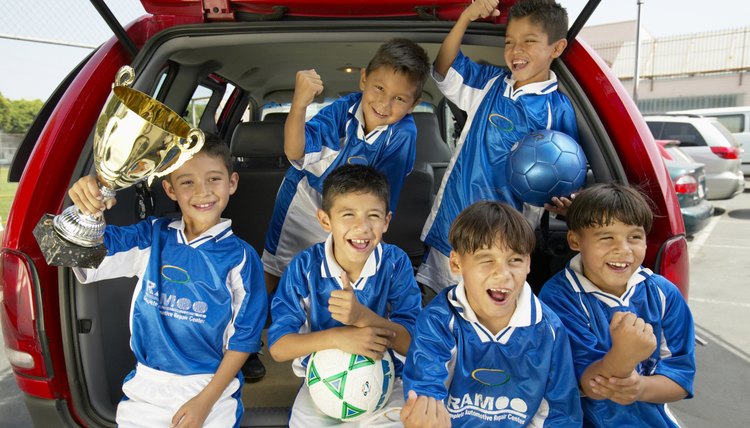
[568,220,647,296]
[162,152,238,239]
[504,16,567,89]
[450,243,530,335]
[317,191,391,280]
[358,66,418,134]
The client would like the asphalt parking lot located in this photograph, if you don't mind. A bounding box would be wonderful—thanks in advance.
[1,185,749,428]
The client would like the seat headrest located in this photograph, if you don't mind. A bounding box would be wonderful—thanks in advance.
[412,112,453,164]
[263,112,288,122]
[230,121,285,158]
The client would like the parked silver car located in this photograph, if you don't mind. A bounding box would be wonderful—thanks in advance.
[646,115,744,200]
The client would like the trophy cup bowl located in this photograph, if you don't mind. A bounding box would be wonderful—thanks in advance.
[34,66,204,268]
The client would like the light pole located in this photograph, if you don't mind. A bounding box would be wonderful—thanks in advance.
[633,0,644,104]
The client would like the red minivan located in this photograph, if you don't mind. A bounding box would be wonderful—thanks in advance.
[1,1,688,426]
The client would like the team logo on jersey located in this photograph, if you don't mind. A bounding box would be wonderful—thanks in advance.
[446,393,529,424]
[488,113,515,132]
[471,368,510,386]
[346,156,368,165]
[161,265,190,284]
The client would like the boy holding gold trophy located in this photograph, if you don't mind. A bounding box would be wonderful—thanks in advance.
[38,66,267,427]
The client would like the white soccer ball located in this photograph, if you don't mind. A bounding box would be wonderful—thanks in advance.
[306,349,394,421]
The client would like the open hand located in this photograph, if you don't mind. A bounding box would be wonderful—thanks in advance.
[333,325,394,360]
[401,390,451,428]
[171,393,213,428]
[544,194,575,216]
[590,370,643,405]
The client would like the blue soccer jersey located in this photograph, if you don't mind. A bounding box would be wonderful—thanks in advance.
[403,282,582,427]
[75,217,267,376]
[267,235,422,377]
[539,255,696,427]
[262,92,416,276]
[421,51,579,257]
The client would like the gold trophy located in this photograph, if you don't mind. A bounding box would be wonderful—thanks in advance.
[34,65,204,268]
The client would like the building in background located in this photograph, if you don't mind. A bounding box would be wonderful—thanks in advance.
[580,21,750,113]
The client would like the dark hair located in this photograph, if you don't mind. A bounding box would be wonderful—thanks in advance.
[366,38,430,99]
[322,164,390,213]
[508,0,569,43]
[199,132,233,174]
[449,201,536,256]
[566,183,653,233]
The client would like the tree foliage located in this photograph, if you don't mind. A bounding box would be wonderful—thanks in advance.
[0,92,44,134]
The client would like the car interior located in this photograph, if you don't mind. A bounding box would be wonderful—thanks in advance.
[61,21,620,426]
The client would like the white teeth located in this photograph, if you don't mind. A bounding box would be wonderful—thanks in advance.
[489,288,510,294]
[350,239,369,244]
[608,262,628,268]
[513,59,527,65]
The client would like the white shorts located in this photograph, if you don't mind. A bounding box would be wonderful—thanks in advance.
[262,181,328,277]
[289,377,405,428]
[117,364,242,428]
[416,247,460,294]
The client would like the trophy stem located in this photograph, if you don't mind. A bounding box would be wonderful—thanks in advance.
[52,183,114,248]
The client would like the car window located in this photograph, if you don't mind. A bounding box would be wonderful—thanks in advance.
[711,114,744,133]
[710,121,739,144]
[666,146,694,163]
[184,85,214,127]
[659,122,706,147]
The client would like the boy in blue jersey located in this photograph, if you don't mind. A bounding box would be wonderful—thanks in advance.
[539,183,696,427]
[401,201,582,428]
[268,164,422,427]
[262,38,430,294]
[418,0,580,293]
[69,136,266,428]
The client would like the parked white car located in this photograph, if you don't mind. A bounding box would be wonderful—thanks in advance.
[645,115,745,200]
[669,107,750,176]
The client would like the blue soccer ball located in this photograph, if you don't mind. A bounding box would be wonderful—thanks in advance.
[507,130,587,207]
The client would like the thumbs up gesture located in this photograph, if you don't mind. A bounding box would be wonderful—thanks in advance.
[329,271,370,327]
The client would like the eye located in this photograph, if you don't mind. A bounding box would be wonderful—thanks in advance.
[179,180,193,186]
[395,96,406,103]
[374,85,384,92]
[209,176,223,182]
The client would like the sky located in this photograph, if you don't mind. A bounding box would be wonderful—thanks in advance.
[1,0,749,101]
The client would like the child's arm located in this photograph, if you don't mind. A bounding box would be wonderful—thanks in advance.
[269,325,395,362]
[590,371,688,405]
[400,390,451,428]
[328,271,412,355]
[170,350,248,428]
[434,0,500,77]
[68,175,117,216]
[580,311,656,399]
[284,69,324,161]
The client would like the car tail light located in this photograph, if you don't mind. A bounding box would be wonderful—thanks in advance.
[0,249,54,398]
[655,236,690,300]
[673,175,698,194]
[710,146,740,159]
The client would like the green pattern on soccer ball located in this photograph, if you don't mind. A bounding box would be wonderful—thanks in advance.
[322,371,347,400]
[348,354,375,370]
[307,359,321,386]
[341,401,366,419]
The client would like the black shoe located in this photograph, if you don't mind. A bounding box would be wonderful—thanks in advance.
[242,352,266,382]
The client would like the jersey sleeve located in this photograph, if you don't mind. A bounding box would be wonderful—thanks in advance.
[373,123,416,213]
[539,276,605,381]
[540,314,584,427]
[433,50,504,112]
[225,244,267,354]
[653,278,696,398]
[294,97,350,171]
[72,218,157,283]
[385,249,422,336]
[402,299,456,401]
[551,94,580,143]
[267,254,310,348]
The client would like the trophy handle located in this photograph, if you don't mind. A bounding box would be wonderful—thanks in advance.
[180,128,205,152]
[114,66,135,88]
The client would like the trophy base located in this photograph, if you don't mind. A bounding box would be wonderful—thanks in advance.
[34,214,108,269]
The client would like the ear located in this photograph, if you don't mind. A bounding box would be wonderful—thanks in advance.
[551,38,568,59]
[317,208,332,232]
[359,67,367,91]
[449,250,462,275]
[382,211,393,233]
[567,230,581,252]
[162,179,177,202]
[228,171,239,196]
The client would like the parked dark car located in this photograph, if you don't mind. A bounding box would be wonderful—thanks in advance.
[1,1,690,426]
[656,140,714,236]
